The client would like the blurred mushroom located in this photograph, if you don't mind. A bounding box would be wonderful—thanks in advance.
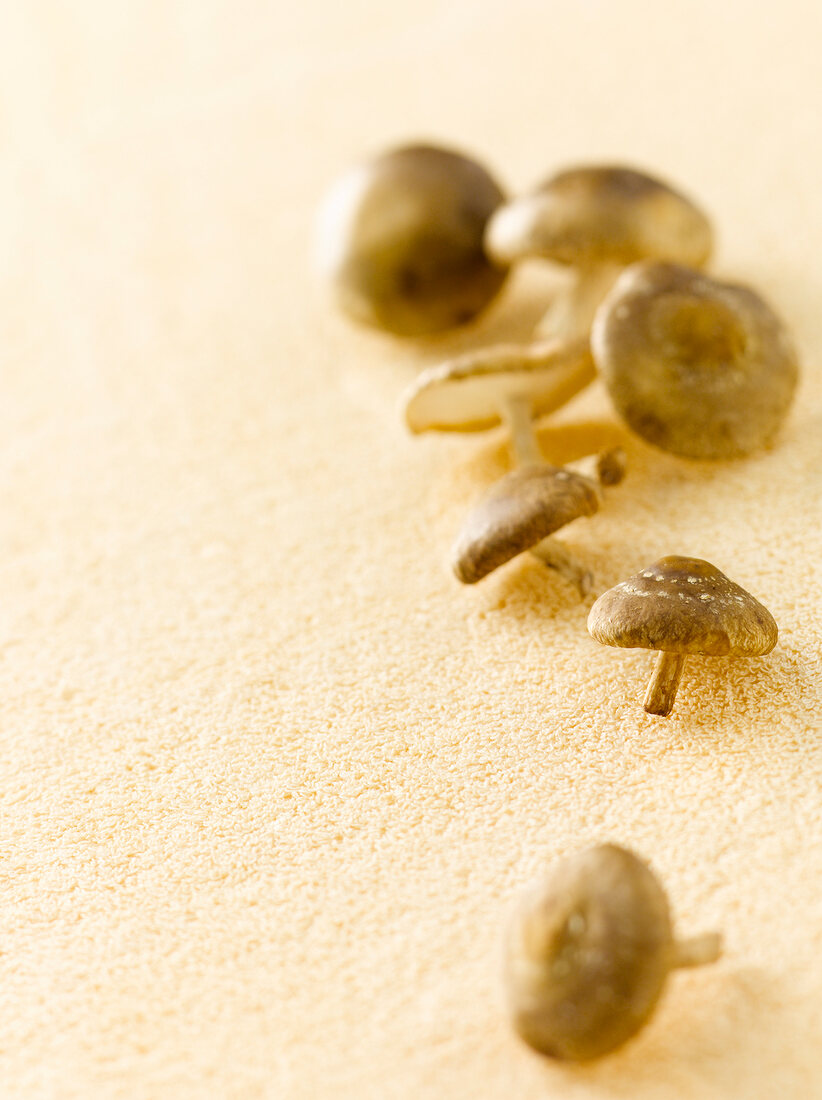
[505,844,722,1062]
[485,165,713,342]
[591,261,799,459]
[403,338,596,464]
[314,142,508,336]
[587,555,778,716]
[451,449,626,593]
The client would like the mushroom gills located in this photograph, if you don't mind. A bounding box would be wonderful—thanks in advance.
[403,338,595,440]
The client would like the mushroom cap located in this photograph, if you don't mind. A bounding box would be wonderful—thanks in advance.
[591,261,799,459]
[485,165,713,268]
[452,464,600,584]
[315,142,508,336]
[587,556,778,657]
[505,844,674,1062]
[404,338,594,433]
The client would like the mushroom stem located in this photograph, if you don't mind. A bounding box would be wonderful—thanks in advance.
[496,342,598,466]
[500,394,542,465]
[525,341,598,419]
[536,261,624,343]
[531,539,593,596]
[644,652,686,716]
[671,932,723,970]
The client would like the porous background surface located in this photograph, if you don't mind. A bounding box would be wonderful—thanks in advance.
[1,2,820,1097]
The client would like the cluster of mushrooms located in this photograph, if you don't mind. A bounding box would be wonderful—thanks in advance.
[316,144,799,1060]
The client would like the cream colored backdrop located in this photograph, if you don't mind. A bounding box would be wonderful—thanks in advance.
[1,2,821,1097]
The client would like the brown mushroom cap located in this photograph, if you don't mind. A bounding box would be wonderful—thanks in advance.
[505,844,674,1061]
[485,165,713,269]
[591,261,799,459]
[315,142,508,336]
[403,338,594,433]
[587,556,778,656]
[452,464,600,584]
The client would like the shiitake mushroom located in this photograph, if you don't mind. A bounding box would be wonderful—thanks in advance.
[505,844,722,1061]
[485,165,713,343]
[587,556,779,716]
[315,142,509,337]
[591,261,798,459]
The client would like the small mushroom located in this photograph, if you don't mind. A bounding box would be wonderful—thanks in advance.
[505,843,723,1062]
[587,556,778,716]
[403,338,596,465]
[452,452,625,593]
[591,261,799,459]
[485,165,713,343]
[314,142,509,336]
[405,340,626,593]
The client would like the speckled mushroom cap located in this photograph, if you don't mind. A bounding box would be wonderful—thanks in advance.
[505,844,674,1062]
[485,165,713,268]
[452,464,600,584]
[591,261,799,459]
[403,338,593,433]
[315,142,508,336]
[587,556,778,656]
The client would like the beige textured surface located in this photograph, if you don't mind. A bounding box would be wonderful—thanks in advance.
[1,2,821,1097]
